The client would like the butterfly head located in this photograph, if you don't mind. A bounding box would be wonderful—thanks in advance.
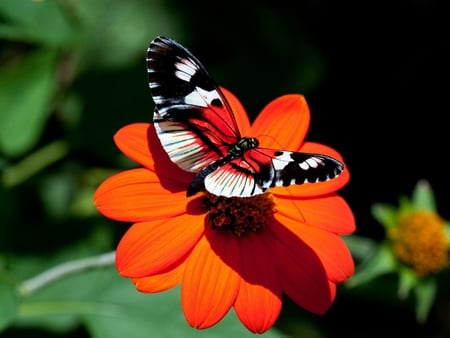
[248,137,259,148]
[237,137,259,150]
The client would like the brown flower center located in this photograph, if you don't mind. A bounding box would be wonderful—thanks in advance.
[203,192,275,236]
[388,210,450,276]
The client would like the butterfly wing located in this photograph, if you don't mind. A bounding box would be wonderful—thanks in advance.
[147,36,241,172]
[153,110,225,172]
[204,148,344,197]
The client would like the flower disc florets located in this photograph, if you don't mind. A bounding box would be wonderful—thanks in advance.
[203,192,276,236]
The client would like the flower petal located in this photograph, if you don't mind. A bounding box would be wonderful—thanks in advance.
[274,213,355,283]
[271,142,350,197]
[182,227,241,329]
[114,123,154,169]
[221,86,251,136]
[114,123,194,183]
[234,233,282,334]
[274,194,356,234]
[133,260,186,293]
[116,215,204,278]
[267,220,335,314]
[250,94,310,150]
[94,168,201,222]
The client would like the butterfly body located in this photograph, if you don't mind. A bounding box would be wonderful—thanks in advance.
[147,36,344,198]
[187,137,259,196]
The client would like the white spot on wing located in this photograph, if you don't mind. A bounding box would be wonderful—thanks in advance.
[299,157,323,170]
[175,70,192,82]
[174,58,198,82]
[306,157,322,168]
[272,152,293,170]
[184,87,221,107]
[299,162,309,170]
[151,95,164,104]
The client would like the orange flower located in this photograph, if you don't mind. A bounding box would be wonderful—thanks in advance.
[94,88,355,333]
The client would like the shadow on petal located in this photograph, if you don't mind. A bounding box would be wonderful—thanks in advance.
[267,218,335,314]
[204,221,279,292]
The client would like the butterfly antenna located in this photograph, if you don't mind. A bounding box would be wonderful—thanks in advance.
[257,134,286,149]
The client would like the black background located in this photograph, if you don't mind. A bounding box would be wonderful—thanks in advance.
[170,0,449,241]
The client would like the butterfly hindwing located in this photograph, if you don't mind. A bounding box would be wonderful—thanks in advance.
[257,149,344,188]
[203,148,343,197]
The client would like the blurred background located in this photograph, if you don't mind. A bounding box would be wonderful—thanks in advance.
[0,0,449,337]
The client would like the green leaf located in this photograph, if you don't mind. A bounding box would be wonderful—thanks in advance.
[371,203,398,228]
[0,277,18,331]
[0,0,76,46]
[83,279,288,338]
[69,185,99,218]
[70,0,182,71]
[445,222,450,239]
[343,234,378,262]
[397,267,419,299]
[38,169,76,221]
[2,140,69,188]
[10,243,287,337]
[398,194,413,214]
[0,49,57,157]
[414,277,437,324]
[16,268,288,337]
[346,243,397,288]
[411,179,437,212]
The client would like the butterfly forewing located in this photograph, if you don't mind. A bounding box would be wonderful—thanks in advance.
[148,36,241,173]
[147,36,344,197]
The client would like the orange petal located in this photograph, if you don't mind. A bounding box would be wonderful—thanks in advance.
[181,227,241,329]
[274,194,356,234]
[250,94,310,150]
[114,123,154,169]
[116,215,204,278]
[234,233,282,334]
[274,213,355,283]
[94,168,201,222]
[327,280,337,301]
[114,123,193,183]
[133,260,186,293]
[267,220,335,314]
[221,86,251,136]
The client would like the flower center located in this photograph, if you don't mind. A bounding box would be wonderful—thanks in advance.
[203,192,275,236]
[388,210,450,276]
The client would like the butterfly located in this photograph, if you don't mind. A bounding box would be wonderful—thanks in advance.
[146,36,344,198]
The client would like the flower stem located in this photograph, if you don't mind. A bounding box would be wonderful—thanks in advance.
[18,251,116,297]
[2,140,69,188]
